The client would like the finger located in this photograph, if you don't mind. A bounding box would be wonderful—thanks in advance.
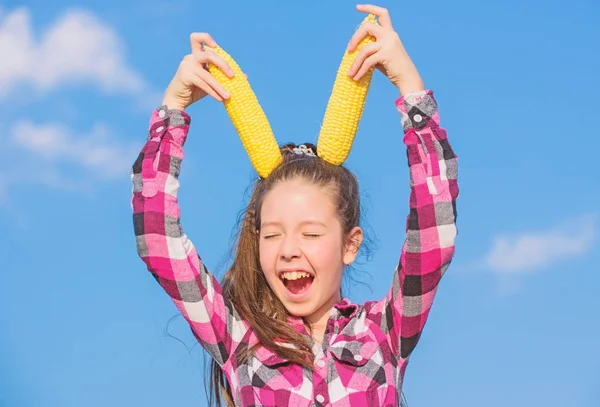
[347,42,380,77]
[192,65,231,100]
[188,72,223,102]
[190,32,217,53]
[193,50,234,78]
[347,22,382,52]
[353,53,379,81]
[356,4,392,27]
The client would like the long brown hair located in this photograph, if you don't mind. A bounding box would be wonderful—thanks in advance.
[208,142,363,406]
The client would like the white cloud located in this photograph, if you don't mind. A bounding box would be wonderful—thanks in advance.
[0,6,146,98]
[10,120,139,180]
[0,6,155,211]
[0,119,140,208]
[484,215,597,274]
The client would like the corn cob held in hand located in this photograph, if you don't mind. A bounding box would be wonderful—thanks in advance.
[206,45,282,179]
[317,14,378,166]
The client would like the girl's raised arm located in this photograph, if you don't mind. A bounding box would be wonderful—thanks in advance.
[365,90,459,360]
[130,33,248,366]
[348,5,459,360]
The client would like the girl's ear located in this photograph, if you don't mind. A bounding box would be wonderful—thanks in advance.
[343,226,364,265]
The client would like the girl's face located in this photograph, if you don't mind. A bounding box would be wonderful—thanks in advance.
[259,177,362,324]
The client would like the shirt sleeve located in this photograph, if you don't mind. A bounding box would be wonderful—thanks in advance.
[364,90,459,360]
[130,105,249,366]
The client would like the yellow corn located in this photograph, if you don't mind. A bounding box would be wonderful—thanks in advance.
[206,45,282,178]
[317,14,378,166]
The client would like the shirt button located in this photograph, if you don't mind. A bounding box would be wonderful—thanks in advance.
[316,359,325,368]
[156,126,164,133]
[413,114,422,123]
[158,109,166,118]
[316,394,325,403]
[354,355,363,362]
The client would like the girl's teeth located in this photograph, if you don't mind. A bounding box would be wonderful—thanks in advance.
[282,271,309,280]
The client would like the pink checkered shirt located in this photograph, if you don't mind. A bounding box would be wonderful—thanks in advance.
[131,90,459,407]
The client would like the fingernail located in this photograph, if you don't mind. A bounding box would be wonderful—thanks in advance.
[224,92,231,98]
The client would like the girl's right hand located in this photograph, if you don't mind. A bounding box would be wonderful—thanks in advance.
[161,32,235,111]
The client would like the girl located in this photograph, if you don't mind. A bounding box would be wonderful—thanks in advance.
[131,4,458,407]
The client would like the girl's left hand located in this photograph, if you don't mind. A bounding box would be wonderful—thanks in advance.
[347,4,425,96]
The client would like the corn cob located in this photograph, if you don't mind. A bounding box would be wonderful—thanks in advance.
[317,14,378,166]
[206,45,282,178]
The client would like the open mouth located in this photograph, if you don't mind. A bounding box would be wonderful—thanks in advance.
[279,271,314,296]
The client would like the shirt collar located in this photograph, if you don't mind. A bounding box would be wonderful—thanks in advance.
[286,298,359,330]
[332,297,359,320]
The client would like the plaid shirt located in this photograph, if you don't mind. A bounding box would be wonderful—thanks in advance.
[131,90,458,407]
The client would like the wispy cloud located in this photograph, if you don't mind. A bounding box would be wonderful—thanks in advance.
[0,120,140,206]
[0,6,147,99]
[10,120,139,180]
[483,215,597,274]
[0,5,152,206]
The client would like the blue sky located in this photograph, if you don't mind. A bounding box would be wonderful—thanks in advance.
[1,0,598,406]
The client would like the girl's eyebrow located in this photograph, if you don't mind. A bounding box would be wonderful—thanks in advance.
[261,220,327,228]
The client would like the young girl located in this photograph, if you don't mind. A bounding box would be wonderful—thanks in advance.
[131,4,458,407]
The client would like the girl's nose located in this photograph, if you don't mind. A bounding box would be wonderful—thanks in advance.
[279,235,301,260]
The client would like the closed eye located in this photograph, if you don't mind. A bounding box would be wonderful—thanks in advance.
[304,234,321,238]
[263,234,279,240]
